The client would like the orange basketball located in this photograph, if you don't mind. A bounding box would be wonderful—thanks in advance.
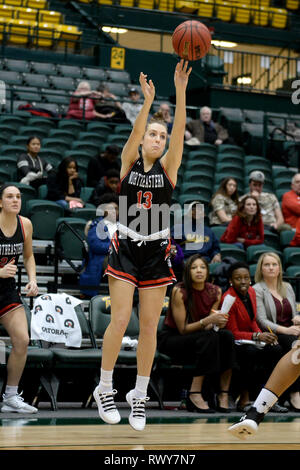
[172,20,211,61]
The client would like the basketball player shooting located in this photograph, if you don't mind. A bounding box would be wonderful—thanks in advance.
[93,59,192,431]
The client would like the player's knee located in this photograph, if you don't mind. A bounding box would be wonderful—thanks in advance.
[11,333,29,354]
[110,314,131,336]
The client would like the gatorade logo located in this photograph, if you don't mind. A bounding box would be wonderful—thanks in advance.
[46,314,54,323]
[64,319,74,328]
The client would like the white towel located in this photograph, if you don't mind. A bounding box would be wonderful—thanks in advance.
[31,293,83,347]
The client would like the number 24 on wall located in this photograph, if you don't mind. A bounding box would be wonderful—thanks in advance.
[137,191,153,209]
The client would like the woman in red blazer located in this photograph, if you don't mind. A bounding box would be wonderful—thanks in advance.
[220,195,264,249]
[221,261,286,412]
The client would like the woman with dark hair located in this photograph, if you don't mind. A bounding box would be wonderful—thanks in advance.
[222,261,286,412]
[209,178,239,226]
[17,136,53,189]
[157,254,235,413]
[220,195,264,249]
[46,156,84,210]
[0,183,39,413]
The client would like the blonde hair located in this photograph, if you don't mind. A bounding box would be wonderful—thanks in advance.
[254,252,287,297]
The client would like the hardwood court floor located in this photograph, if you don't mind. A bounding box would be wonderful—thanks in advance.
[1,417,300,450]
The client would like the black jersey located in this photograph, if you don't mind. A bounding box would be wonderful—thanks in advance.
[0,215,25,292]
[119,156,174,236]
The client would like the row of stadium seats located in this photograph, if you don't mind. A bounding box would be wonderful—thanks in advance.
[0,4,63,23]
[90,0,289,28]
[0,0,48,8]
[1,58,131,84]
[0,17,81,47]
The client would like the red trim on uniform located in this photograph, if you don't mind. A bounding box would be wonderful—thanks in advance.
[139,275,175,286]
[18,215,26,241]
[0,302,21,317]
[160,162,175,189]
[105,265,138,284]
[120,158,139,184]
[138,279,176,289]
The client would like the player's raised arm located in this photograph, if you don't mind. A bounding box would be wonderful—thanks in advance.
[120,73,155,179]
[160,60,192,185]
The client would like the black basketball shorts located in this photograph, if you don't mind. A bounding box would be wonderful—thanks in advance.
[105,231,176,289]
[0,288,23,318]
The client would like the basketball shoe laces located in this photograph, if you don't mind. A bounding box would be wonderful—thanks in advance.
[99,389,118,413]
[131,396,150,420]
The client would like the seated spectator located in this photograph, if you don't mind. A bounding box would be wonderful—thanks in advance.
[94,84,129,123]
[79,193,119,297]
[47,156,84,210]
[172,201,221,280]
[290,217,300,246]
[157,254,235,412]
[157,102,173,135]
[220,195,264,249]
[17,136,53,189]
[209,178,239,226]
[254,252,300,411]
[66,81,103,121]
[242,170,290,232]
[185,106,232,146]
[122,87,143,125]
[88,169,120,207]
[223,262,286,412]
[87,145,121,188]
[281,173,300,229]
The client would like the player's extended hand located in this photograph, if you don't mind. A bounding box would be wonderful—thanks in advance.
[25,280,39,297]
[174,59,192,90]
[139,72,155,103]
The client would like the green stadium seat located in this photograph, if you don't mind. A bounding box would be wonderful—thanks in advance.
[71,141,99,155]
[41,88,70,105]
[103,81,128,97]
[55,217,87,261]
[216,163,244,178]
[285,266,300,277]
[82,67,107,81]
[27,117,56,132]
[10,183,36,216]
[244,155,272,169]
[0,115,25,128]
[27,200,64,240]
[180,182,212,200]
[243,109,265,124]
[280,230,295,248]
[218,144,244,157]
[48,129,75,143]
[114,124,132,135]
[216,154,244,167]
[0,70,23,85]
[218,108,244,144]
[4,58,31,73]
[273,177,292,191]
[187,144,217,159]
[63,151,94,168]
[283,247,300,268]
[264,230,281,250]
[178,193,211,206]
[58,120,83,133]
[15,87,42,103]
[219,243,247,262]
[78,131,108,144]
[56,64,82,79]
[86,122,112,134]
[183,171,214,188]
[38,149,61,167]
[18,126,48,139]
[80,187,94,204]
[9,135,30,146]
[210,225,227,240]
[249,264,257,278]
[272,167,296,179]
[106,134,128,146]
[184,160,214,175]
[245,164,272,179]
[71,207,96,221]
[247,245,282,264]
[49,76,75,91]
[37,184,48,199]
[42,138,70,154]
[106,69,131,84]
[22,73,50,88]
[30,61,57,75]
[0,144,24,157]
[0,169,10,183]
[215,173,243,187]
[0,124,19,140]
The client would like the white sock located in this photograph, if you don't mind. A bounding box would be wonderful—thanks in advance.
[134,375,150,398]
[5,385,18,398]
[98,368,113,393]
[253,388,278,414]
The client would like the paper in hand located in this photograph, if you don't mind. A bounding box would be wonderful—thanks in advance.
[220,294,236,314]
[213,294,236,331]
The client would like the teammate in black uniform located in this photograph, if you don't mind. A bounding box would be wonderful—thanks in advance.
[0,184,39,413]
[93,60,192,431]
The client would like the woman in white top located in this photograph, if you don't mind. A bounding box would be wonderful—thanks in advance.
[209,177,239,226]
[254,251,300,411]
